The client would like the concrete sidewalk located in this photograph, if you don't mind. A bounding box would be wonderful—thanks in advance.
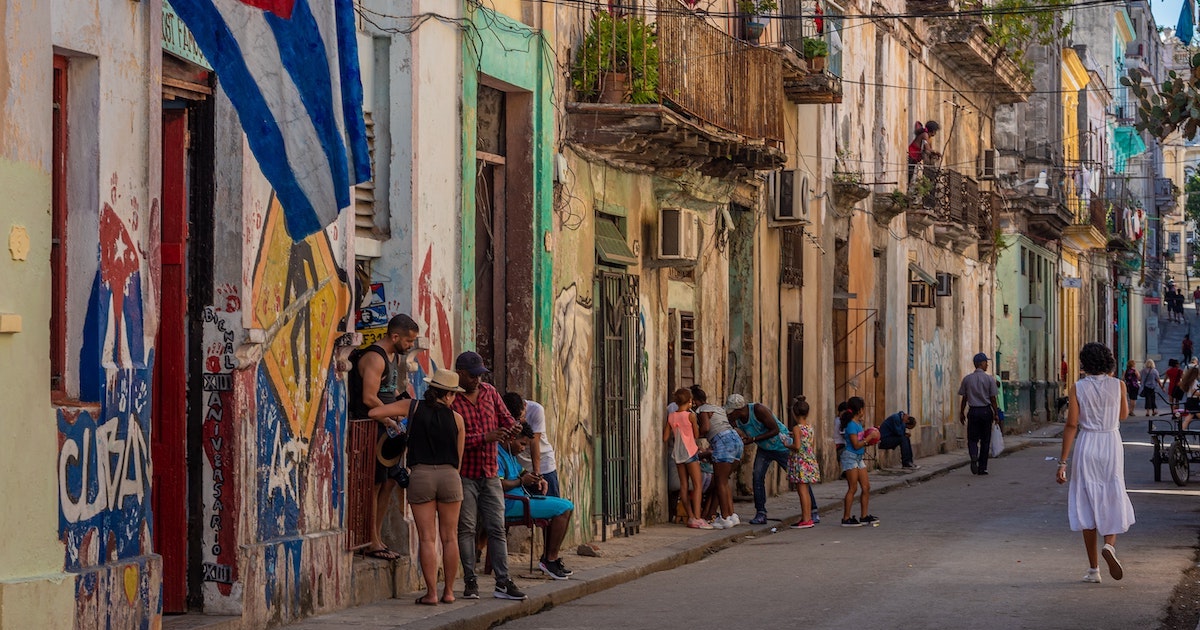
[283,423,1066,630]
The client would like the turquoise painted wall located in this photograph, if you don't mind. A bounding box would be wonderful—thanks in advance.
[460,5,555,396]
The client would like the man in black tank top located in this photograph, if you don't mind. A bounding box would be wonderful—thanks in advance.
[358,314,419,560]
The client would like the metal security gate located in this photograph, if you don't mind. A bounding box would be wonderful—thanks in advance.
[595,270,642,540]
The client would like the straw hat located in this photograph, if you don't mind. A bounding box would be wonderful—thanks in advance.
[376,431,406,468]
[425,368,465,393]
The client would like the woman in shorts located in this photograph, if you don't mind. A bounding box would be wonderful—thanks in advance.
[691,385,745,528]
[370,368,465,605]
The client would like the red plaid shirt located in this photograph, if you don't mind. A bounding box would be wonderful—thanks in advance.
[451,382,517,478]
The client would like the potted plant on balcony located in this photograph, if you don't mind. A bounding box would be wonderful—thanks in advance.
[803,37,828,72]
[737,0,777,44]
[572,12,659,104]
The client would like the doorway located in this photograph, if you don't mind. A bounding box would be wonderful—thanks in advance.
[153,73,214,612]
[473,80,533,393]
[594,270,642,540]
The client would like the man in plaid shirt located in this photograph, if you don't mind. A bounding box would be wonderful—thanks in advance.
[451,351,526,600]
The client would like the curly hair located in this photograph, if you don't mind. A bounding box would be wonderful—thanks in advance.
[1078,342,1115,376]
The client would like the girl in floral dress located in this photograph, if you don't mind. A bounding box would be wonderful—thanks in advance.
[787,396,821,529]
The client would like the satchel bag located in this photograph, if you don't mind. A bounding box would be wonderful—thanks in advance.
[1140,386,1153,398]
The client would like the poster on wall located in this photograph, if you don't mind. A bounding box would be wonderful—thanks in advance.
[357,282,389,348]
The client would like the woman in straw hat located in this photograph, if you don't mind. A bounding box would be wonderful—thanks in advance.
[370,368,466,605]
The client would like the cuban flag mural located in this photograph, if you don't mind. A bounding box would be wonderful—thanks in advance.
[170,0,371,240]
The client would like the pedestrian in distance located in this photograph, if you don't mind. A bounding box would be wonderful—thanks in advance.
[450,351,526,601]
[1164,358,1184,406]
[1140,359,1161,417]
[664,388,709,529]
[369,368,466,605]
[726,394,794,525]
[1057,343,1135,583]
[690,385,745,528]
[838,404,876,527]
[1184,334,1194,367]
[501,394,560,498]
[958,352,1000,475]
[786,396,821,529]
[1122,360,1140,409]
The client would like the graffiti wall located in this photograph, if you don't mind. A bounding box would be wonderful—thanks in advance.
[236,193,352,624]
[56,182,162,627]
[200,298,241,605]
[551,284,594,541]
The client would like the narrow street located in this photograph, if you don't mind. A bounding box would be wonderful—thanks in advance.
[502,422,1199,630]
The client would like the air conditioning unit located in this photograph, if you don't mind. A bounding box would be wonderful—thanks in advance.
[935,272,953,297]
[768,169,811,225]
[658,208,700,261]
[978,149,997,180]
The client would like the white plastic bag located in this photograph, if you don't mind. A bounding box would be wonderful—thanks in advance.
[990,424,1005,457]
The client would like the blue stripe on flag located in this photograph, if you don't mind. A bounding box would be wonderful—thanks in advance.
[169,0,325,239]
[264,0,352,210]
[336,0,371,185]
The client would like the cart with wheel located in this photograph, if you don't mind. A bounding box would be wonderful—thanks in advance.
[1148,414,1200,486]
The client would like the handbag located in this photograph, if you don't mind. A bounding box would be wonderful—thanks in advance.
[989,424,1005,457]
[1140,386,1153,398]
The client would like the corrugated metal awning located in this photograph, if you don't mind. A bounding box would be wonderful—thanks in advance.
[908,262,936,285]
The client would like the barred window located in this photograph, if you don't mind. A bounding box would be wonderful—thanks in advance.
[781,226,804,286]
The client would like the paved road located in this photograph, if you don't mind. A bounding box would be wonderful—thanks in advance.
[501,420,1200,630]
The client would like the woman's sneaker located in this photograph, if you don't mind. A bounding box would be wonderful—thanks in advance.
[709,516,728,529]
[552,559,573,576]
[1082,568,1101,583]
[1102,544,1124,580]
[697,518,714,530]
[728,513,742,526]
[860,515,879,526]
[790,520,815,529]
[841,516,863,527]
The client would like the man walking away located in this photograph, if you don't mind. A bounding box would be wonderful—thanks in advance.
[451,351,525,601]
[959,352,999,475]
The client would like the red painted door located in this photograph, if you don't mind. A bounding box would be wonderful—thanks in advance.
[154,107,189,613]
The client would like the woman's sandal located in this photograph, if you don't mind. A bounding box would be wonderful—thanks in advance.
[415,596,438,606]
[363,547,401,560]
[440,595,456,604]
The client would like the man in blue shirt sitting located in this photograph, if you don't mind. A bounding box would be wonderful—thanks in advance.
[498,424,575,580]
[879,411,917,469]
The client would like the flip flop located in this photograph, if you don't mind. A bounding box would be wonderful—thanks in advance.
[363,547,401,560]
[440,596,456,604]
[415,596,438,606]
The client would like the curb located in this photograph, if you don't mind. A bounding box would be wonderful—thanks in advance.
[340,427,1067,630]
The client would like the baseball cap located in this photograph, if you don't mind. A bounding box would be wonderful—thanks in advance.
[724,394,747,412]
[973,352,989,365]
[455,351,490,376]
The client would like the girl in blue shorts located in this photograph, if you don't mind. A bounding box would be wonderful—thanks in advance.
[839,406,875,527]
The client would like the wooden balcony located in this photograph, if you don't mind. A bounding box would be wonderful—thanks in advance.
[566,1,786,174]
[927,19,1032,104]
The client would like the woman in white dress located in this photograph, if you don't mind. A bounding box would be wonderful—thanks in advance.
[1057,342,1136,583]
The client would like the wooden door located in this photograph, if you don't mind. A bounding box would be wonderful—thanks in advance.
[154,106,189,612]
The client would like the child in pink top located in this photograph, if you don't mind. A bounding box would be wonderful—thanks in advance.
[664,388,709,529]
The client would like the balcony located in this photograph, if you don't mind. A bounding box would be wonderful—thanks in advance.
[566,2,787,175]
[927,19,1033,104]
[776,0,843,104]
[1062,198,1109,252]
[907,166,986,251]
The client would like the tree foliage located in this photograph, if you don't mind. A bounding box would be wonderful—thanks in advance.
[1123,57,1200,140]
[981,0,1074,77]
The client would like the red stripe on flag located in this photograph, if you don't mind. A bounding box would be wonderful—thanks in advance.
[236,0,295,19]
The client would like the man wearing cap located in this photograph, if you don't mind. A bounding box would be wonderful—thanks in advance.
[451,351,525,601]
[878,410,917,469]
[959,352,1000,475]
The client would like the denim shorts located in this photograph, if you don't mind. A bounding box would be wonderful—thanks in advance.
[709,430,744,463]
[840,450,866,472]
